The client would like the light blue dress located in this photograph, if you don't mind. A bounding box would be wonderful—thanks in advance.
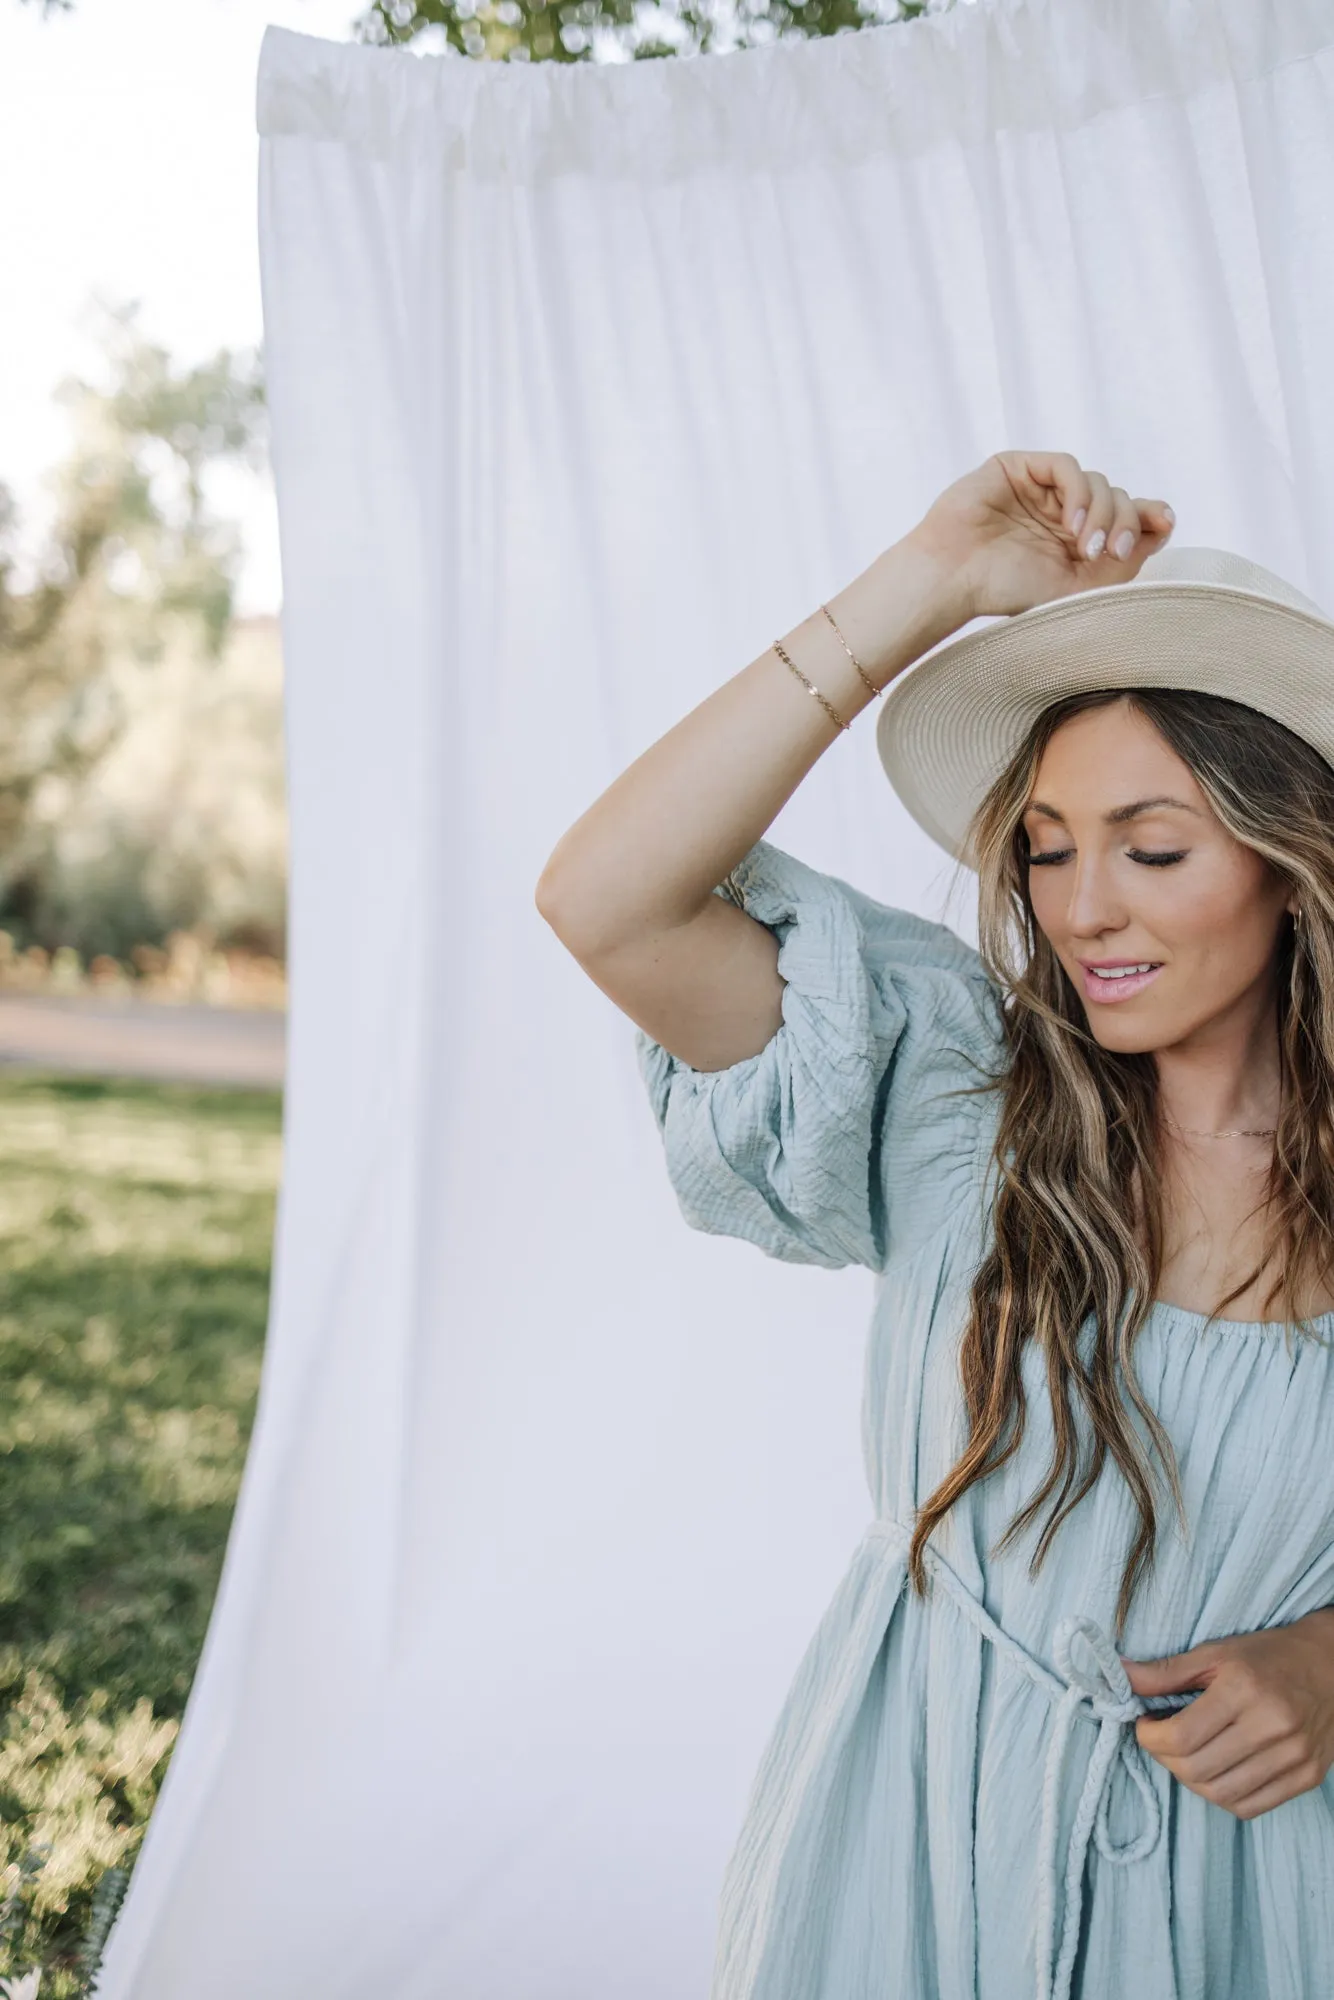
[634,837,1334,2000]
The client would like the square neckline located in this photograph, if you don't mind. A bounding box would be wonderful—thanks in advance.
[1151,1297,1334,1338]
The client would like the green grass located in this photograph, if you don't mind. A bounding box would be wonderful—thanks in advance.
[0,1070,281,1991]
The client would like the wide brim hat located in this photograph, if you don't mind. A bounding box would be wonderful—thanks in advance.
[875,545,1334,866]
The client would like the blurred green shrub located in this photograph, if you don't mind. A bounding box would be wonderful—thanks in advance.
[3,615,287,971]
[0,300,279,969]
[0,1663,174,1993]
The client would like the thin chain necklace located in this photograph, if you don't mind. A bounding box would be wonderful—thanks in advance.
[1162,1112,1277,1140]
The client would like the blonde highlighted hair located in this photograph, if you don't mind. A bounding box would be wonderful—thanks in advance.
[907,686,1334,1641]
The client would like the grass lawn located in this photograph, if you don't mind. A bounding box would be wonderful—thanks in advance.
[0,1070,281,1993]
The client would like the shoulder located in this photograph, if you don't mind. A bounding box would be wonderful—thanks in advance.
[724,838,1005,1072]
[772,850,1006,1256]
[633,837,1007,1272]
[727,840,1007,1256]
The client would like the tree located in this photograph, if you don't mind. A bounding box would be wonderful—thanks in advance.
[0,297,267,923]
[355,0,942,64]
[18,0,957,72]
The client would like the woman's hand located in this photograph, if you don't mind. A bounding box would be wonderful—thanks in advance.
[910,449,1176,620]
[1122,1607,1334,1820]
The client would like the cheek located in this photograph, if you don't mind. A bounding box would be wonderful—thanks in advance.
[1156,864,1281,983]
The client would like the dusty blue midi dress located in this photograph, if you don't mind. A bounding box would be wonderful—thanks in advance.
[634,837,1334,2000]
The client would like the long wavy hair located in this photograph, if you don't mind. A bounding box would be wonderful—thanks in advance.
[907,686,1334,1640]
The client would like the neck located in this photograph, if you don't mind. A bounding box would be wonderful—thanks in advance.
[1153,985,1283,1135]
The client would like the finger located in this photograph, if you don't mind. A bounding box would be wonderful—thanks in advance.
[1159,1713,1281,1786]
[1105,484,1144,563]
[1225,1752,1327,1821]
[1039,452,1093,542]
[1075,468,1115,561]
[1137,1684,1242,1759]
[998,450,1091,541]
[1124,1642,1222,1702]
[1133,496,1176,539]
[1189,1739,1320,1818]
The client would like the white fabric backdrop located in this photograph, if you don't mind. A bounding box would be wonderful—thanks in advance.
[97,1,1334,1992]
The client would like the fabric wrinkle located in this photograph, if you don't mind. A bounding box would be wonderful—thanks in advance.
[636,836,1334,2000]
[869,1519,1188,2000]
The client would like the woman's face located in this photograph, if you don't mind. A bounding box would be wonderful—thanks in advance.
[1022,698,1296,1055]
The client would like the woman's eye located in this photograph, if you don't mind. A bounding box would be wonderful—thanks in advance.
[1027,846,1189,868]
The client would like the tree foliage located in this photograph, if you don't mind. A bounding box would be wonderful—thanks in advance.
[0,299,266,910]
[355,0,944,68]
[20,0,956,71]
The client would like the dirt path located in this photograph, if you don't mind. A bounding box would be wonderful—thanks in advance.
[0,993,286,1089]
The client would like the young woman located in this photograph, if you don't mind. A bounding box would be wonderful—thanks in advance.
[534,450,1334,2000]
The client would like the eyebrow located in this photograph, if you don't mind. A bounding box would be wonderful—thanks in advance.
[1024,796,1204,826]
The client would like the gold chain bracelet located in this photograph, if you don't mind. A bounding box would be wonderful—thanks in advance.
[771,604,881,734]
[819,603,881,698]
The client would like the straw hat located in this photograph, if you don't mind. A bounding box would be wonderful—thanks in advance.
[875,545,1334,866]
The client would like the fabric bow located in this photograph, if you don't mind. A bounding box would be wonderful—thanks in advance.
[1035,1613,1164,2000]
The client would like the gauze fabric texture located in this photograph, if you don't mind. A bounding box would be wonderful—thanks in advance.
[636,838,1334,2000]
[95,1,1334,1994]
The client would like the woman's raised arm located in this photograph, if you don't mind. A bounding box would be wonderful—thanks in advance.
[535,450,1174,1073]
[533,530,969,1071]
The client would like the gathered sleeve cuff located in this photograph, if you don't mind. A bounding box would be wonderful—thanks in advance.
[634,838,1003,1273]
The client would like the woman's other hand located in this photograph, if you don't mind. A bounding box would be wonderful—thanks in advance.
[910,449,1176,620]
[1122,1608,1334,1819]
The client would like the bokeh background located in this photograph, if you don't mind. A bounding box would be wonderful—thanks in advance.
[0,0,960,1990]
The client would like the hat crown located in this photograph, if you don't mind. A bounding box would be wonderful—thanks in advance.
[876,541,1334,866]
[1138,544,1326,620]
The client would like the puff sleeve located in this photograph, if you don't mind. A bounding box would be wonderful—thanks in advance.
[634,837,1004,1273]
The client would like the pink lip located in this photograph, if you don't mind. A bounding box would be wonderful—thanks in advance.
[1078,961,1164,1004]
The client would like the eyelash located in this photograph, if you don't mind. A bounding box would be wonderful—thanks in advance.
[1027,848,1189,869]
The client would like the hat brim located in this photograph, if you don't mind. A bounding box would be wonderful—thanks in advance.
[875,580,1334,866]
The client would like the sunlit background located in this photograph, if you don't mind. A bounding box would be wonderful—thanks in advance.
[0,0,958,1989]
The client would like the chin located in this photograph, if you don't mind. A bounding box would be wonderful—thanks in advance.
[1080,1006,1177,1055]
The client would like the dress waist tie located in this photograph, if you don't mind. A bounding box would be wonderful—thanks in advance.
[865,1518,1189,2000]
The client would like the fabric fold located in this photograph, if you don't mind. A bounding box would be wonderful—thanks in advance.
[710,1527,915,2000]
[634,836,998,1271]
[256,2,1334,180]
[94,0,1334,1989]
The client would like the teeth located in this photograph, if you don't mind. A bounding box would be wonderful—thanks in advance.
[1095,964,1155,979]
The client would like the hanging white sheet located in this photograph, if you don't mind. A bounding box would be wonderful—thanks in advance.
[97,1,1334,1992]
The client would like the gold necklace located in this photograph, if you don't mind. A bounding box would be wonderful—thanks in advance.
[1163,1113,1277,1140]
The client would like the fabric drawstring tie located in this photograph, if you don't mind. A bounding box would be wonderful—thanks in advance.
[866,1519,1190,2000]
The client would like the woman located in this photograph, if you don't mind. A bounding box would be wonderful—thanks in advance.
[534,451,1334,2000]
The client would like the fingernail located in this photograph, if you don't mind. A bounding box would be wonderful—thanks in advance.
[1162,504,1175,526]
[1072,506,1087,535]
[1114,529,1135,559]
[1085,528,1106,558]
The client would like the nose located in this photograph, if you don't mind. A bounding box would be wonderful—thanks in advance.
[1064,858,1128,939]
